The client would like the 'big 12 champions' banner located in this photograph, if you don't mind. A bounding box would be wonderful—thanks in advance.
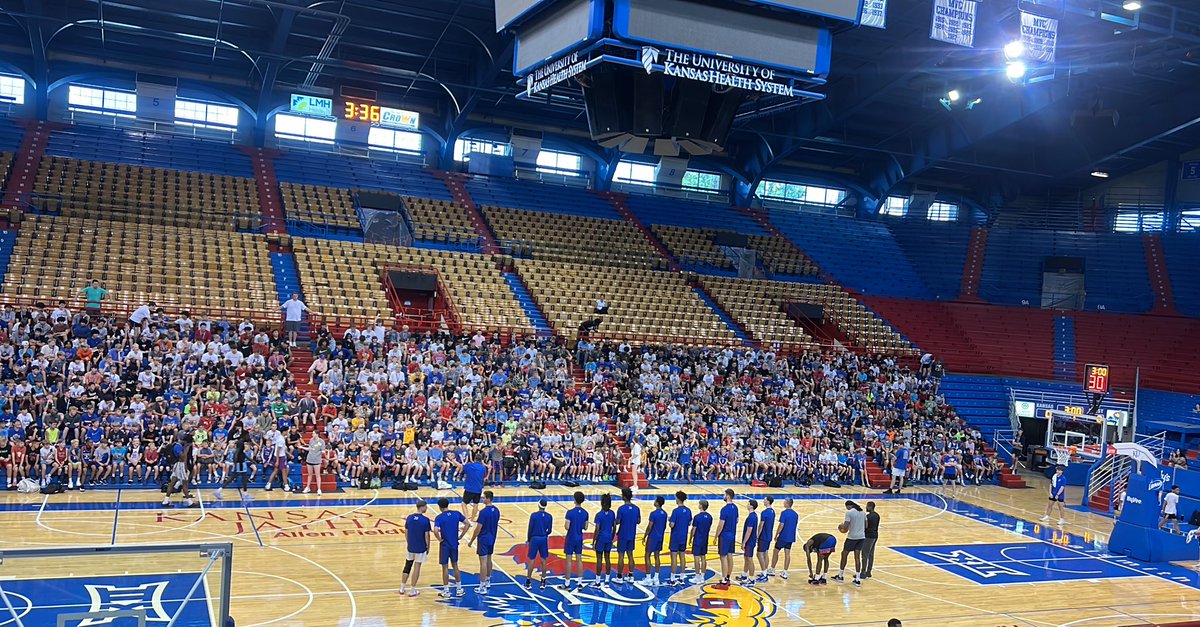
[861,0,887,29]
[1020,11,1059,63]
[930,0,978,48]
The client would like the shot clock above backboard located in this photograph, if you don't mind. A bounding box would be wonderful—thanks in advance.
[1084,364,1110,395]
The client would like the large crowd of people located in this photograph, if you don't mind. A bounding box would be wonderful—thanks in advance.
[0,298,1011,499]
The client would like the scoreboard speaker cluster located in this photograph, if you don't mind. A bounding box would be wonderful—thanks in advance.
[582,65,743,156]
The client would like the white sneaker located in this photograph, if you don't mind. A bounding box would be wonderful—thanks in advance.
[213,488,223,500]
[302,487,311,494]
[162,497,170,506]
[1040,515,1051,522]
[691,576,705,585]
[1058,518,1066,525]
[780,571,789,580]
[766,568,775,576]
[317,490,322,496]
[398,585,406,595]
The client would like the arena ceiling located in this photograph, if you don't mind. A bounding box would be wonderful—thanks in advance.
[1,0,1199,209]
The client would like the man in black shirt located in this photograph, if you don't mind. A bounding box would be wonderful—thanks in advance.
[862,501,880,578]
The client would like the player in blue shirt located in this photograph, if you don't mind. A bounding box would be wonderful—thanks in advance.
[714,488,739,585]
[689,499,713,586]
[643,495,668,586]
[756,495,775,582]
[468,491,500,595]
[1042,465,1068,524]
[562,491,589,590]
[400,500,432,597]
[886,440,909,494]
[738,499,759,584]
[525,499,554,590]
[462,456,489,519]
[615,487,641,583]
[592,493,616,586]
[771,497,799,580]
[434,497,469,598]
[668,491,692,586]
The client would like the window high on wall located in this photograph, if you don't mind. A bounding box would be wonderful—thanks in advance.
[927,202,959,222]
[535,150,582,176]
[0,74,25,105]
[881,196,909,217]
[1180,209,1200,232]
[274,113,336,144]
[368,127,423,154]
[68,85,136,116]
[454,138,510,161]
[175,99,239,129]
[757,180,846,206]
[613,160,656,186]
[682,170,722,193]
[1114,208,1164,232]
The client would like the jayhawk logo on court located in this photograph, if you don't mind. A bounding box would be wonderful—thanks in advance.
[440,536,779,627]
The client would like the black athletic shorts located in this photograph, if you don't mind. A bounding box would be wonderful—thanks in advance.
[463,491,481,505]
[844,538,865,551]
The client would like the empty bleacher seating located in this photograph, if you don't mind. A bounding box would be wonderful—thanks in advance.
[292,238,530,332]
[979,229,1152,312]
[404,196,479,247]
[701,276,911,351]
[623,193,769,236]
[273,149,452,200]
[484,205,665,269]
[515,258,735,343]
[2,215,275,312]
[1072,312,1200,392]
[280,183,357,230]
[887,219,970,299]
[0,117,22,151]
[1162,234,1200,316]
[652,225,818,277]
[466,176,618,219]
[769,211,933,298]
[45,125,255,177]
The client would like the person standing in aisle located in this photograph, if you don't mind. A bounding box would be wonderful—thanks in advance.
[668,491,692,586]
[714,489,738,586]
[400,500,432,598]
[279,293,310,348]
[468,490,501,595]
[525,499,554,589]
[861,501,880,578]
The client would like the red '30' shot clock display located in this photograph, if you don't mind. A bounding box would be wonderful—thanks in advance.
[1084,364,1110,394]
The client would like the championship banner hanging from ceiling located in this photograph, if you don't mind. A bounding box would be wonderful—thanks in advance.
[930,0,978,48]
[1020,11,1059,63]
[861,0,887,29]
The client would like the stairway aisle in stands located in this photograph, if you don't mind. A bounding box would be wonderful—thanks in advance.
[0,230,17,285]
[691,285,754,346]
[1142,233,1177,314]
[0,121,54,212]
[241,147,286,233]
[959,227,989,301]
[436,173,499,254]
[600,191,680,271]
[501,270,552,336]
[1053,316,1077,381]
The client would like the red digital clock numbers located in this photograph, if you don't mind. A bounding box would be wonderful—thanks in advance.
[343,101,381,124]
[1084,364,1110,394]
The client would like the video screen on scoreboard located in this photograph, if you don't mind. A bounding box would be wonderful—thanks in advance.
[496,0,553,31]
[743,0,862,22]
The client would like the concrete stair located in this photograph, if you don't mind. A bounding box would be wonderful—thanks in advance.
[436,172,499,254]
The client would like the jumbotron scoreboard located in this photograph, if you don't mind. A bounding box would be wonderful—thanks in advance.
[499,0,864,155]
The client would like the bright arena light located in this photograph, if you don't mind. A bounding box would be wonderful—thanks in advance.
[1091,170,1111,178]
[1004,40,1025,59]
[947,89,961,102]
[1122,0,1142,10]
[1006,60,1028,81]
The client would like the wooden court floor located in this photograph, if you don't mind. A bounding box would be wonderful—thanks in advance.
[2,479,1200,627]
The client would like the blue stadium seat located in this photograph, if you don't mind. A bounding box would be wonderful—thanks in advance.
[1162,234,1200,316]
[0,117,22,151]
[465,176,617,219]
[44,125,254,177]
[274,149,452,200]
[768,212,932,298]
[624,192,768,235]
[887,219,970,300]
[979,229,1152,312]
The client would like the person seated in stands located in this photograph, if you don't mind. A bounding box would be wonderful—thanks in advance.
[594,297,609,315]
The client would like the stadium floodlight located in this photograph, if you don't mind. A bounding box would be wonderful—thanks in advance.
[1004,40,1025,59]
[947,89,961,102]
[1006,60,1028,81]
[1090,170,1110,178]
[1122,0,1142,10]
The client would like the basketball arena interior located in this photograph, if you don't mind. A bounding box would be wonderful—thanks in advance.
[1,0,1200,626]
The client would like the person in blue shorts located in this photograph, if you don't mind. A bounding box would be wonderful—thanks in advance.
[615,487,641,583]
[757,496,775,581]
[668,491,692,586]
[592,493,616,587]
[643,495,667,586]
[562,491,589,590]
[1041,465,1068,525]
[737,499,759,585]
[714,488,738,585]
[468,490,500,595]
[400,500,431,598]
[433,497,469,599]
[771,498,799,580]
[885,440,909,494]
[689,499,713,586]
[462,455,489,519]
[804,532,837,585]
[525,499,553,590]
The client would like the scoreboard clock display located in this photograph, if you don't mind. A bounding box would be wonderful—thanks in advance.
[340,99,420,130]
[1084,364,1110,394]
[343,100,382,124]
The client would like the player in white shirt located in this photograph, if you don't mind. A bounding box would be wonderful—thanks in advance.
[279,294,311,347]
[1159,485,1183,535]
